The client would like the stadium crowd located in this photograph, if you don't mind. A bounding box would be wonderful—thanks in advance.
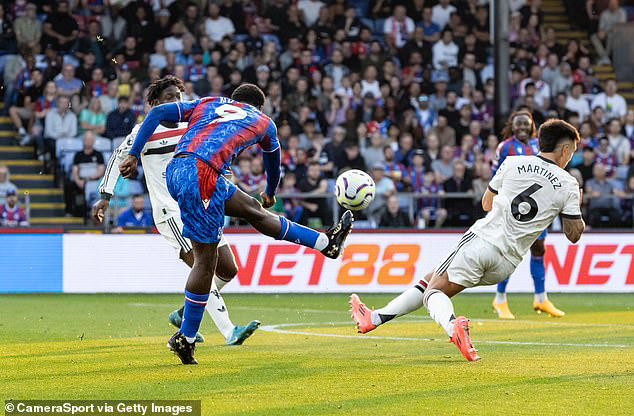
[1,0,634,229]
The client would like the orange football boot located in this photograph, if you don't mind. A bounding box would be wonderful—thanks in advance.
[450,316,481,361]
[349,294,377,334]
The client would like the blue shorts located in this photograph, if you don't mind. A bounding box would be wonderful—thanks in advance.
[166,156,237,244]
[537,229,547,241]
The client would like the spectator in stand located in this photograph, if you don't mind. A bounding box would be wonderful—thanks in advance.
[591,0,626,65]
[368,163,396,218]
[383,145,406,190]
[116,194,153,229]
[623,110,634,145]
[379,194,411,228]
[565,82,590,121]
[415,94,436,133]
[443,159,474,226]
[9,67,43,145]
[42,95,76,167]
[104,96,135,140]
[361,129,386,168]
[551,62,573,97]
[384,4,415,50]
[0,165,17,205]
[67,131,105,216]
[432,0,457,30]
[337,141,366,172]
[591,79,627,122]
[204,3,235,43]
[520,64,551,110]
[576,146,596,185]
[586,163,624,226]
[297,161,330,226]
[432,145,455,184]
[418,171,447,229]
[432,29,459,72]
[279,172,304,223]
[595,136,618,178]
[0,189,28,227]
[404,149,426,192]
[13,3,40,53]
[79,97,106,135]
[99,81,119,115]
[41,1,78,52]
[606,118,630,167]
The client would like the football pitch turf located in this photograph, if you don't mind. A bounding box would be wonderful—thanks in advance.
[1,293,633,415]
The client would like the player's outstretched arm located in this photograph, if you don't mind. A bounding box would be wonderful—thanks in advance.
[120,103,182,178]
[481,187,496,212]
[562,216,585,243]
[260,147,281,208]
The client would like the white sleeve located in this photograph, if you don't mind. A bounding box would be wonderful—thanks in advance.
[488,158,509,194]
[561,178,582,219]
[97,125,139,197]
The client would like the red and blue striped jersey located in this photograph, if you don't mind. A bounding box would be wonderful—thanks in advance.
[492,137,539,177]
[174,96,279,174]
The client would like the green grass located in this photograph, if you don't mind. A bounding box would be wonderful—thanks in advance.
[1,293,633,415]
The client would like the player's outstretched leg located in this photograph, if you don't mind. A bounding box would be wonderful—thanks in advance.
[169,243,260,345]
[492,277,515,320]
[350,275,430,333]
[225,188,354,259]
[423,272,480,361]
[530,239,564,317]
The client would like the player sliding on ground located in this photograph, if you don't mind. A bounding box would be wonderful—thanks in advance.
[119,83,354,364]
[350,119,585,361]
[92,76,259,346]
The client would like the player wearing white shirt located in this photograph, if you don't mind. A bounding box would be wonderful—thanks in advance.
[92,76,259,346]
[350,119,585,361]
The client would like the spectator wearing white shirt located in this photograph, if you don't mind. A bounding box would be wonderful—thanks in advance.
[41,95,77,172]
[431,0,457,29]
[361,65,381,99]
[204,3,235,43]
[565,82,590,121]
[591,79,627,122]
[383,5,415,49]
[432,29,458,71]
[606,118,630,166]
[591,0,626,65]
[519,64,551,109]
[551,62,573,96]
[297,0,324,27]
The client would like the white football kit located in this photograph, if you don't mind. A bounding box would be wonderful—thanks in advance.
[436,155,582,288]
[98,122,229,252]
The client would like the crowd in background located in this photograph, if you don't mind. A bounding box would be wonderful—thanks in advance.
[1,0,634,229]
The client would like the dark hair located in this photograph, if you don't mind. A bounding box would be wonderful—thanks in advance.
[118,95,129,102]
[501,110,537,139]
[231,83,266,108]
[538,119,580,152]
[146,75,185,106]
[132,194,144,199]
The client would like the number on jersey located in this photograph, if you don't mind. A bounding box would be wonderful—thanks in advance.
[511,184,542,222]
[211,104,247,124]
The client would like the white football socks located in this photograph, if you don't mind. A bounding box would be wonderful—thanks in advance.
[371,287,425,326]
[534,292,547,303]
[495,292,507,304]
[205,279,235,340]
[424,289,456,337]
[314,233,329,251]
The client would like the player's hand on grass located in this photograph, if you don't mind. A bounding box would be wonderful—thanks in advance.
[260,192,276,208]
[119,155,138,178]
[92,199,110,224]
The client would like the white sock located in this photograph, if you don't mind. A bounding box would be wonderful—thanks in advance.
[534,292,547,303]
[184,336,196,343]
[206,280,235,340]
[424,289,456,338]
[371,287,425,326]
[214,275,230,291]
[314,233,329,251]
[495,292,507,303]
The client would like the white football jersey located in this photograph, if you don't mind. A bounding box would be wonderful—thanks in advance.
[98,122,188,224]
[470,155,582,266]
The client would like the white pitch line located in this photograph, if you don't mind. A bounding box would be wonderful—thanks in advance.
[259,321,632,349]
[128,303,634,329]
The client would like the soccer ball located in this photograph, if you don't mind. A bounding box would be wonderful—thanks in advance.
[335,169,376,210]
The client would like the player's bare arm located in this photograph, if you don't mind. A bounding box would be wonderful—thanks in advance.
[481,187,495,212]
[562,216,585,243]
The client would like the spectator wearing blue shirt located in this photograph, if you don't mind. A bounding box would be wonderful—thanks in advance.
[105,96,135,139]
[419,7,441,42]
[116,194,153,228]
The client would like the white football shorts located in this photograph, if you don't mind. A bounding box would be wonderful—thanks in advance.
[156,215,228,254]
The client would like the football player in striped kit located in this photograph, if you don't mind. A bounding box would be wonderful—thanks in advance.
[92,76,260,346]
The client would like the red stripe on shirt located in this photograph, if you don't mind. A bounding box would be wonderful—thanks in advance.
[148,128,187,142]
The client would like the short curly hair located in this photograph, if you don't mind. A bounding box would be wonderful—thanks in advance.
[146,75,185,106]
[231,83,266,108]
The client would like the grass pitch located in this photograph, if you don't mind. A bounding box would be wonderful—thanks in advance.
[1,293,633,415]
